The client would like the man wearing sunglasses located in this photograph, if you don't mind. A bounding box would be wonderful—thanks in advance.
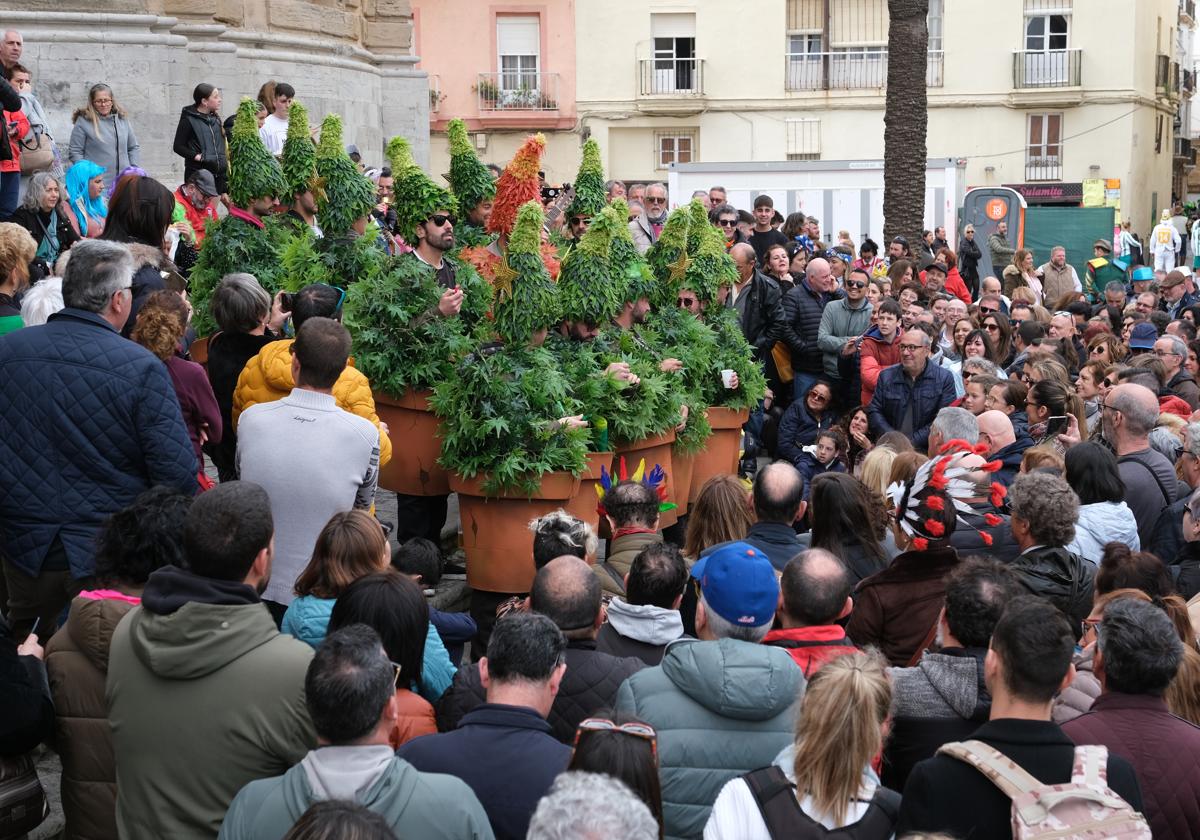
[817,266,873,409]
[629,182,667,254]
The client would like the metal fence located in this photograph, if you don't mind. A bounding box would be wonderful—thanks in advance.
[638,58,705,95]
[1012,49,1082,89]
[784,50,944,91]
[476,72,560,111]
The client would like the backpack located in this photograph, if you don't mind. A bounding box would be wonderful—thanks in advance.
[937,739,1151,839]
[743,765,900,839]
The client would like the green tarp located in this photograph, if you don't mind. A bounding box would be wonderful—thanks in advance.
[1023,206,1117,299]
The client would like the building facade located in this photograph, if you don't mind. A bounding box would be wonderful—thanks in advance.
[4,0,429,186]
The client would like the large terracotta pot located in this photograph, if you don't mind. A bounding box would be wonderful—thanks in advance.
[563,451,612,532]
[450,471,581,593]
[374,389,449,496]
[615,429,678,530]
[671,450,696,517]
[689,407,750,499]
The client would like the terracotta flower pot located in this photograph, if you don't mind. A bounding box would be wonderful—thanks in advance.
[374,389,449,496]
[689,407,750,500]
[671,450,696,517]
[449,471,581,593]
[615,429,678,530]
[563,451,612,532]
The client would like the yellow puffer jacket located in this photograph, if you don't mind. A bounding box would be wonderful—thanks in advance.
[231,339,393,467]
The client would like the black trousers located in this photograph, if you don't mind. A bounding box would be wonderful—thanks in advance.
[394,493,449,545]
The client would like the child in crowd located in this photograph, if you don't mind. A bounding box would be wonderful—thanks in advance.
[393,537,478,665]
[796,428,848,499]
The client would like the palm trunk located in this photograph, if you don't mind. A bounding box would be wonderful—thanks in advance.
[884,0,929,246]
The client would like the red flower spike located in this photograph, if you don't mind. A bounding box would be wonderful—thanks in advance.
[924,519,945,537]
[984,513,1002,527]
[925,496,945,512]
[979,531,994,547]
[911,537,929,551]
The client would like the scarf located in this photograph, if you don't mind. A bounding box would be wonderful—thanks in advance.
[65,159,108,233]
[34,207,59,263]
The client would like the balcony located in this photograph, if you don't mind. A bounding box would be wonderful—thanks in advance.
[1026,157,1063,182]
[638,58,705,96]
[476,72,559,112]
[784,49,944,92]
[1176,136,1193,160]
[1012,49,1082,89]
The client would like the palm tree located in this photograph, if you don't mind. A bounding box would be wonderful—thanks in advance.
[883,0,929,245]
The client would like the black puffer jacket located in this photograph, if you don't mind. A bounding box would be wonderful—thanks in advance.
[1010,546,1095,633]
[172,105,229,194]
[436,639,644,743]
[779,278,834,375]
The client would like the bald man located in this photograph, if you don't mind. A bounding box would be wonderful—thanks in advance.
[781,256,835,399]
[437,555,645,743]
[727,241,784,362]
[977,410,1028,487]
[1105,383,1180,543]
[762,549,857,675]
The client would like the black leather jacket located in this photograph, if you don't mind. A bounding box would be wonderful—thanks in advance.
[1011,545,1095,633]
[727,269,784,360]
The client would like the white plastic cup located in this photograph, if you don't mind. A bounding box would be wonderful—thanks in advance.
[721,369,736,389]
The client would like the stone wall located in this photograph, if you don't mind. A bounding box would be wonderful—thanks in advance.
[2,2,429,188]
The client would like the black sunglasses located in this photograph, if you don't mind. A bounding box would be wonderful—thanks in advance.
[717,219,737,227]
[846,280,867,289]
[429,214,455,227]
[979,306,998,315]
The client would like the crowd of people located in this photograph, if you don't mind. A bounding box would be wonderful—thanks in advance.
[0,28,1198,840]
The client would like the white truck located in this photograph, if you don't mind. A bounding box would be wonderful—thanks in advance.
[667,157,967,250]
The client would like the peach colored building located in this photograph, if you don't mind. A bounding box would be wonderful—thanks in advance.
[413,0,581,185]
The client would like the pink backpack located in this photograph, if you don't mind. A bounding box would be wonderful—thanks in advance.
[937,739,1151,839]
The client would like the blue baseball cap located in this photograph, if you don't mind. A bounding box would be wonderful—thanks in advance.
[690,541,779,627]
[1129,321,1159,350]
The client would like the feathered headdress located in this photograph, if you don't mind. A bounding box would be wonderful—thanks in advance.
[885,440,1007,551]
[595,457,676,516]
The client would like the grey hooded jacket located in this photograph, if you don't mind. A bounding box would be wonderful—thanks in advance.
[596,598,686,665]
[615,637,804,839]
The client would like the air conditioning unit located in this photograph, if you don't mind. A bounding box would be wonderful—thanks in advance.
[474,133,488,151]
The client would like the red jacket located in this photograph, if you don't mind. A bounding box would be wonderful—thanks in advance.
[1062,692,1200,840]
[1,109,29,173]
[173,187,218,246]
[762,626,857,678]
[920,266,971,305]
[859,326,902,405]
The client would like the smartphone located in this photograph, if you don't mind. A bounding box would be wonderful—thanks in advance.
[1046,415,1069,436]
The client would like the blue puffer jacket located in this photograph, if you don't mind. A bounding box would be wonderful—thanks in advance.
[281,594,457,702]
[867,360,957,450]
[777,401,836,465]
[0,308,197,579]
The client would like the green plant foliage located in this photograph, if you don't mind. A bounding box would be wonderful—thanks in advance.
[593,325,685,445]
[227,99,285,208]
[566,138,606,220]
[280,101,316,203]
[385,136,417,176]
[431,343,589,495]
[606,202,656,305]
[446,118,495,213]
[646,207,691,308]
[684,222,739,304]
[188,215,297,336]
[343,253,478,395]
[706,306,768,410]
[685,198,711,254]
[391,151,457,244]
[557,207,621,325]
[315,114,376,238]
[493,202,563,345]
[640,305,724,453]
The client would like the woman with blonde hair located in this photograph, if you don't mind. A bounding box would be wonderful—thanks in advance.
[131,289,221,480]
[1004,249,1043,304]
[0,221,36,335]
[859,445,899,498]
[683,474,751,560]
[68,84,139,191]
[706,651,899,838]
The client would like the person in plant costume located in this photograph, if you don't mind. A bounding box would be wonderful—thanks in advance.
[279,100,320,237]
[560,137,606,246]
[314,114,376,241]
[460,132,561,281]
[431,201,588,604]
[189,98,293,335]
[445,118,494,248]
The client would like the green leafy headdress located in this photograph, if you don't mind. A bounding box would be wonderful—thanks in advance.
[566,137,606,220]
[446,118,495,213]
[557,204,622,325]
[646,206,692,306]
[228,98,285,208]
[280,101,316,204]
[606,201,656,305]
[390,135,457,243]
[684,220,738,304]
[493,201,563,345]
[314,115,376,237]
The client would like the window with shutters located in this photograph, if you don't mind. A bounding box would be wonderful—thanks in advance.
[655,130,697,169]
[497,15,539,91]
[1026,113,1063,180]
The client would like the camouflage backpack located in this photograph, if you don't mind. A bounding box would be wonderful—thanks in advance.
[937,739,1151,839]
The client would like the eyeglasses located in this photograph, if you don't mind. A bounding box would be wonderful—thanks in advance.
[984,323,1000,331]
[570,217,587,227]
[645,196,667,204]
[574,718,658,759]
[979,306,998,315]
[93,98,113,105]
[1155,349,1182,358]
[1090,345,1107,355]
[1101,378,1116,388]
[677,297,697,307]
[1026,400,1040,409]
[899,343,925,352]
[429,214,455,227]
[808,392,830,403]
[1099,401,1120,414]
[716,219,737,227]
[846,281,867,289]
[390,661,403,688]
